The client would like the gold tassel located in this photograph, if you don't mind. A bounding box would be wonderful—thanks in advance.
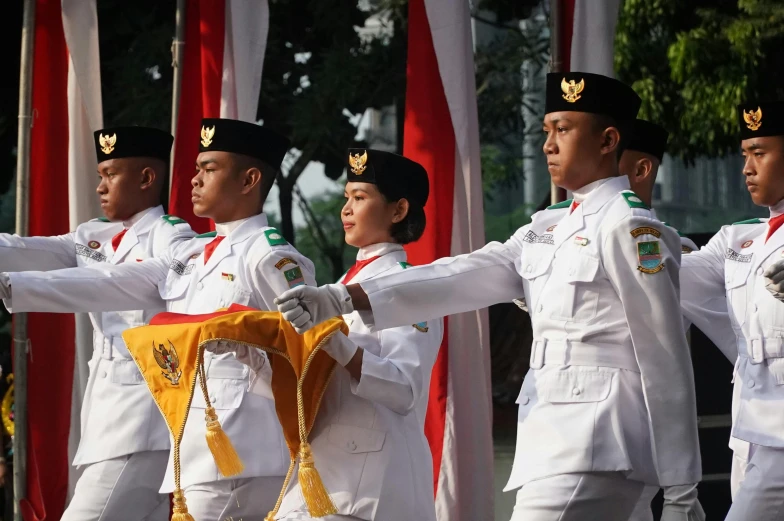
[205,406,245,477]
[298,442,337,517]
[171,488,195,521]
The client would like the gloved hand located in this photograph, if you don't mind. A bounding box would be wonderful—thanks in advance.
[274,284,354,334]
[203,340,264,371]
[660,484,705,521]
[764,260,784,301]
[0,274,10,300]
[322,331,359,366]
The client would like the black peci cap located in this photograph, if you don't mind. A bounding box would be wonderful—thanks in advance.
[626,119,669,162]
[737,101,784,140]
[545,72,641,122]
[94,126,173,163]
[346,149,429,207]
[198,118,291,168]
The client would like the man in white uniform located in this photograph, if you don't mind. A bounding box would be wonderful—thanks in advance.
[0,126,195,521]
[681,100,784,520]
[0,119,314,521]
[276,73,704,521]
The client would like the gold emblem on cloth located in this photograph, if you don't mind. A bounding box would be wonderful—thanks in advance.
[743,107,762,131]
[348,151,368,175]
[201,125,216,147]
[561,78,585,103]
[99,133,117,154]
[153,340,182,386]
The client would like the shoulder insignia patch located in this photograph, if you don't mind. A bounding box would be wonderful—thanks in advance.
[265,229,287,246]
[75,244,107,262]
[284,265,305,288]
[621,191,649,209]
[413,322,429,333]
[196,231,217,239]
[96,217,110,223]
[637,240,664,274]
[630,227,661,238]
[275,258,297,270]
[162,215,187,226]
[399,261,412,269]
[546,199,573,210]
[732,218,763,225]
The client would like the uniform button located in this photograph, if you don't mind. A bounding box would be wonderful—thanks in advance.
[219,300,225,307]
[526,265,532,273]
[572,387,581,396]
[347,441,357,451]
[753,304,758,312]
[520,396,530,405]
[198,282,204,290]
[210,395,217,403]
[100,370,107,378]
[747,379,756,389]
[568,268,574,276]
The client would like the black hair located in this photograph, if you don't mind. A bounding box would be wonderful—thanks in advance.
[591,114,630,159]
[232,154,278,204]
[388,200,426,244]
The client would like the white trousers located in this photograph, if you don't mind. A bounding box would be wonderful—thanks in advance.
[725,444,784,521]
[61,450,168,521]
[628,485,659,521]
[510,472,646,521]
[184,475,284,521]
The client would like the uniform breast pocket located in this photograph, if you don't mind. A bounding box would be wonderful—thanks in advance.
[725,261,752,328]
[109,359,145,385]
[159,274,190,302]
[218,281,252,309]
[550,253,600,323]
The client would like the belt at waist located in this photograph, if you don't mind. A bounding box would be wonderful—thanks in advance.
[737,336,783,364]
[93,331,129,360]
[530,338,639,372]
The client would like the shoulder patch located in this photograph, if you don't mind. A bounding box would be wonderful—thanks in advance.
[264,229,287,246]
[412,322,429,333]
[630,226,661,238]
[399,261,412,269]
[732,218,763,225]
[196,231,217,238]
[546,199,573,210]
[162,214,187,226]
[621,191,649,209]
[275,258,297,270]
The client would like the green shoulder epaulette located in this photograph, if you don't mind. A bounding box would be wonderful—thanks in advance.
[399,261,412,269]
[96,217,110,223]
[546,199,573,210]
[264,228,287,246]
[196,231,217,238]
[732,218,763,225]
[621,191,649,209]
[162,214,187,225]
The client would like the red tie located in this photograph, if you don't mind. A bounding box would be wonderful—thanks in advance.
[570,201,581,214]
[111,229,127,251]
[767,215,784,242]
[342,256,381,285]
[203,236,226,264]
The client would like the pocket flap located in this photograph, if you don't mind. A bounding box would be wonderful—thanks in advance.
[191,378,246,410]
[327,424,386,454]
[520,254,551,280]
[539,371,612,403]
[560,254,599,284]
[205,357,250,380]
[109,359,145,385]
[725,262,752,289]
[159,273,190,299]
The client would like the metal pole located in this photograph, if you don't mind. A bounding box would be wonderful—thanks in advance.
[169,0,187,199]
[549,0,564,205]
[14,0,36,519]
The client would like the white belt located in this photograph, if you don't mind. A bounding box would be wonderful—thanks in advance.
[93,331,127,360]
[738,336,783,364]
[530,338,639,372]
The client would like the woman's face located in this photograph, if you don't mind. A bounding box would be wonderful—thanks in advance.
[341,182,403,248]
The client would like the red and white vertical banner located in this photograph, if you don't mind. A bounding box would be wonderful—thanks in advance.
[558,0,622,75]
[403,0,493,519]
[169,0,270,233]
[22,0,103,519]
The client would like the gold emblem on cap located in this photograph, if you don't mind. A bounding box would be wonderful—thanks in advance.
[561,78,585,103]
[98,133,117,155]
[348,150,368,175]
[200,125,216,147]
[743,107,762,131]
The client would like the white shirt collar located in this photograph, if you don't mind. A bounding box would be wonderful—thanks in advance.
[571,177,616,203]
[770,199,784,218]
[122,206,156,229]
[357,242,404,260]
[215,217,250,237]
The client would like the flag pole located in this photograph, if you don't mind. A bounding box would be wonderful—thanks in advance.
[549,0,565,205]
[169,0,186,198]
[14,0,36,518]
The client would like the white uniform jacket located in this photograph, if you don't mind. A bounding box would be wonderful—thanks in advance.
[0,205,194,465]
[5,213,316,490]
[277,243,443,521]
[357,176,701,489]
[681,217,784,449]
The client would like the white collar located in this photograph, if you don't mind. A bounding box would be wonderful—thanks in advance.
[215,217,252,237]
[770,199,784,218]
[357,242,404,260]
[122,206,157,229]
[571,177,616,203]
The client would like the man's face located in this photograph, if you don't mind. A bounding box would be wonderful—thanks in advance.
[542,111,608,191]
[741,136,784,207]
[96,158,149,221]
[192,151,248,222]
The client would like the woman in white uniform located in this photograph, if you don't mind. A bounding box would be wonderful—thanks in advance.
[275,149,444,520]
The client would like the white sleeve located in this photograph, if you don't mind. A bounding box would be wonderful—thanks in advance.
[250,247,318,309]
[360,235,526,330]
[0,233,77,271]
[603,216,701,486]
[348,318,444,415]
[5,257,168,313]
[150,220,196,257]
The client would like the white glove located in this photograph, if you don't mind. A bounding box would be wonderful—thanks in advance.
[204,341,264,371]
[764,260,784,301]
[322,331,359,366]
[0,274,10,300]
[274,284,354,334]
[512,298,528,313]
[660,484,705,521]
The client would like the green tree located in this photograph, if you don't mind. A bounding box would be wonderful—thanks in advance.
[615,0,784,161]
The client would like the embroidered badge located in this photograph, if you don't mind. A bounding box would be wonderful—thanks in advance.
[574,236,589,246]
[98,133,116,154]
[169,259,195,276]
[742,240,754,249]
[621,191,650,209]
[630,227,662,238]
[275,258,297,270]
[153,340,182,386]
[264,229,287,247]
[348,150,368,175]
[413,322,429,333]
[190,253,199,260]
[88,240,101,249]
[725,249,752,263]
[200,125,215,147]
[743,107,762,131]
[284,266,305,288]
[523,231,554,245]
[221,272,235,282]
[546,225,557,232]
[75,244,107,262]
[637,241,664,273]
[561,78,584,103]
